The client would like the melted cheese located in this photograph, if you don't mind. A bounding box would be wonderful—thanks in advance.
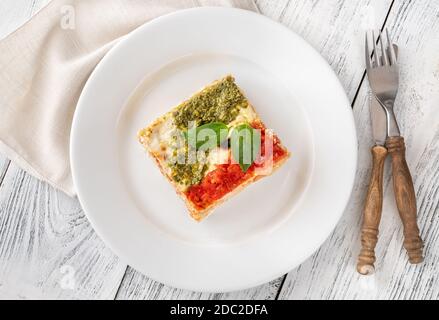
[147,115,174,153]
[228,106,258,128]
[140,104,259,191]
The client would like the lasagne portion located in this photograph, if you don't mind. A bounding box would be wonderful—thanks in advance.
[138,76,290,221]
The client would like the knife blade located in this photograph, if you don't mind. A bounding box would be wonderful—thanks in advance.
[370,94,388,146]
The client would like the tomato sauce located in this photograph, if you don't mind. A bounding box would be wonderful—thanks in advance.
[185,122,288,210]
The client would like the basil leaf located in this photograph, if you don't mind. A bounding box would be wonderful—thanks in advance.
[230,123,261,172]
[185,122,229,151]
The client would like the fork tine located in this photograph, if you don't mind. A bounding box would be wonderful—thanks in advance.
[365,32,372,69]
[386,29,397,65]
[372,31,380,67]
[380,30,389,65]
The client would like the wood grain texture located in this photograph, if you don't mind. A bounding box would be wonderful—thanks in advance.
[0,155,10,187]
[279,0,439,300]
[357,146,387,275]
[386,137,423,264]
[115,267,283,300]
[0,163,127,299]
[255,0,393,101]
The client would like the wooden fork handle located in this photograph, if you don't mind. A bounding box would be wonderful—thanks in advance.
[386,137,424,264]
[357,146,387,275]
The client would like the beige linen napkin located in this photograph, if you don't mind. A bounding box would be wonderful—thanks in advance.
[0,0,257,196]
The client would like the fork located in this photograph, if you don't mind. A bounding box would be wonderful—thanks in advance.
[360,29,423,270]
[365,29,401,138]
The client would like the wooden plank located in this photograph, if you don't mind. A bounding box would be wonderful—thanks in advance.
[0,163,127,299]
[115,267,283,300]
[255,0,393,101]
[115,0,394,299]
[279,0,439,300]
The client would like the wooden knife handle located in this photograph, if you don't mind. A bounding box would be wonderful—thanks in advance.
[386,137,424,264]
[357,146,387,275]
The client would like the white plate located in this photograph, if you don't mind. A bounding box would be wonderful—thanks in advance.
[71,7,357,292]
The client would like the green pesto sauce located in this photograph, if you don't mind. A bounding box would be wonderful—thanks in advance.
[172,76,248,130]
[168,76,247,188]
[168,145,209,187]
[169,162,208,187]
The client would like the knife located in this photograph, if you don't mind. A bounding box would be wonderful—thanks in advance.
[357,95,388,275]
[358,36,424,275]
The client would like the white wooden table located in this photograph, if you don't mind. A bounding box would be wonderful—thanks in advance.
[1,0,438,300]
